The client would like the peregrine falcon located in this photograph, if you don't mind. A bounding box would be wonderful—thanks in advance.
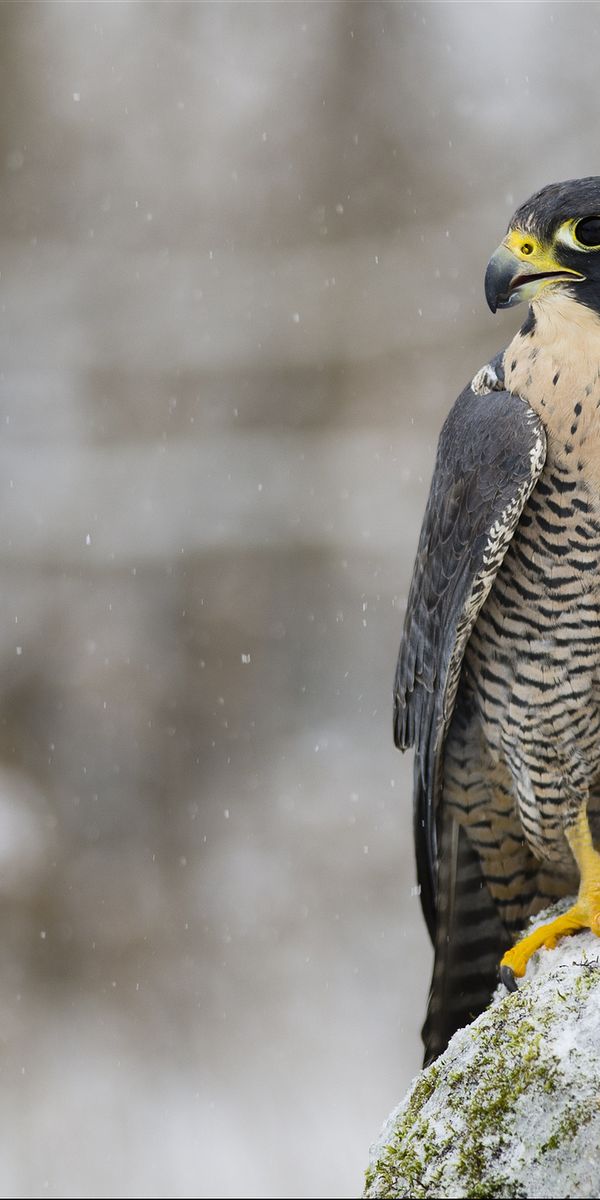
[394,178,600,1065]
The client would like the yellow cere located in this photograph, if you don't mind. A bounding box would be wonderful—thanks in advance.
[503,227,569,274]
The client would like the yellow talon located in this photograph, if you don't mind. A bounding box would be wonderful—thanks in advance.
[501,807,600,979]
[501,905,587,978]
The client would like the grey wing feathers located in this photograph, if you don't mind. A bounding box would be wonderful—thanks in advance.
[394,380,546,939]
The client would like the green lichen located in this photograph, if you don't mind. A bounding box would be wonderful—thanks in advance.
[573,956,600,995]
[365,920,600,1199]
[404,1064,440,1120]
[364,1165,376,1193]
[367,993,558,1198]
[539,1100,595,1155]
[365,1065,443,1198]
[371,1134,427,1198]
[445,1005,556,1198]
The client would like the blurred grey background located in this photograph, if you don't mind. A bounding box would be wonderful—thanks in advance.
[0,1,597,1196]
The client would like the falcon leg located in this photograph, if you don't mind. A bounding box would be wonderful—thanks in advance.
[501,806,600,982]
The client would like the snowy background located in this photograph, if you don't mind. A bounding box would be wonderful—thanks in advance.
[0,2,597,1196]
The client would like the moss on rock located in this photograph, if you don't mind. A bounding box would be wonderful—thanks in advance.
[365,901,600,1199]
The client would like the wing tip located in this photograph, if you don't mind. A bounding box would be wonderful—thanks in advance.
[394,689,417,750]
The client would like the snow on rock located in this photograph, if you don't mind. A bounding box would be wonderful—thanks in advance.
[365,899,600,1199]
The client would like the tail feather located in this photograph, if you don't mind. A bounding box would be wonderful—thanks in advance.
[422,813,509,1066]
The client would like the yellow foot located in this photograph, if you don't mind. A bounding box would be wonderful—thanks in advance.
[501,903,594,982]
[501,809,600,987]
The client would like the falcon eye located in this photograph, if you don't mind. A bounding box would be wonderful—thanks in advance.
[521,242,534,256]
[574,216,600,248]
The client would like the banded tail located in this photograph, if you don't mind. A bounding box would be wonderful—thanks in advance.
[422,812,509,1066]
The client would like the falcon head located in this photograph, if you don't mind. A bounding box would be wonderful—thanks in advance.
[485,177,600,315]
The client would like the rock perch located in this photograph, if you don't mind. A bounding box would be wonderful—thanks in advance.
[366,901,600,1199]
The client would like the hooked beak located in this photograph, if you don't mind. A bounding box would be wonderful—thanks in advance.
[485,238,585,313]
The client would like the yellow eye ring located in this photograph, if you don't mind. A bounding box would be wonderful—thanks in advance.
[574,217,600,249]
[558,217,600,251]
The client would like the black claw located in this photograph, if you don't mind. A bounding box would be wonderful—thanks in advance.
[500,964,519,993]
